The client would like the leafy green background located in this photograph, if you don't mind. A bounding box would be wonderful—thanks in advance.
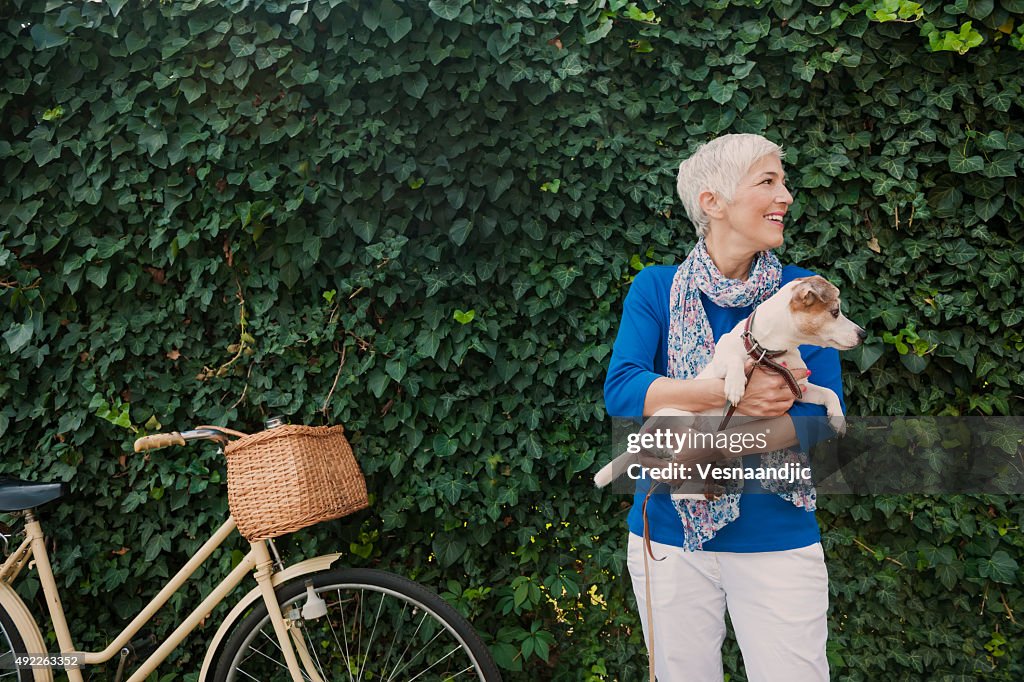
[2,0,1023,679]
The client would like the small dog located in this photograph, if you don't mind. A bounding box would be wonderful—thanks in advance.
[594,276,866,495]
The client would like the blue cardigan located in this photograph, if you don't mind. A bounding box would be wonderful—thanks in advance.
[603,264,846,552]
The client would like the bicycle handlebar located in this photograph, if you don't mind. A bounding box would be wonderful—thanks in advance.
[134,432,186,452]
[133,426,243,452]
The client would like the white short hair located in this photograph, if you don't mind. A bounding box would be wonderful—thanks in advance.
[676,134,785,238]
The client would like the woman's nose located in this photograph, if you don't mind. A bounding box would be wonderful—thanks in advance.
[777,184,794,205]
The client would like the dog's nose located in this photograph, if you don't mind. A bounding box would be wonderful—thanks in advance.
[856,327,867,341]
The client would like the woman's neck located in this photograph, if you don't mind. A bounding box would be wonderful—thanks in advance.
[704,234,755,280]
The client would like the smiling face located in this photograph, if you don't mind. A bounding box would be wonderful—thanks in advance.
[711,154,793,254]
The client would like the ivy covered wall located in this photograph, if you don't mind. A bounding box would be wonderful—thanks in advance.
[2,0,1023,678]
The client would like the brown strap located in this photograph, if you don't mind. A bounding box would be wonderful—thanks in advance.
[641,484,667,564]
[641,484,665,682]
[760,356,803,399]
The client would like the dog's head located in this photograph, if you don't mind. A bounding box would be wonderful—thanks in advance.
[787,276,866,350]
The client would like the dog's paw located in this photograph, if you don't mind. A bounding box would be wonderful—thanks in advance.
[829,414,847,435]
[724,373,746,406]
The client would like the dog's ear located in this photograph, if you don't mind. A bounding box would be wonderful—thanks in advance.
[794,276,837,308]
[794,278,819,305]
[799,283,819,307]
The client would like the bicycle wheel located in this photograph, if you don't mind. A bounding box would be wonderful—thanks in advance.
[213,567,501,682]
[0,605,31,682]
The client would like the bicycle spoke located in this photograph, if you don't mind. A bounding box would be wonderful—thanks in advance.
[355,589,387,680]
[443,664,479,679]
[405,644,469,682]
[385,610,430,682]
[388,622,450,681]
[377,598,409,676]
[299,627,326,679]
[335,588,355,682]
[353,589,363,678]
[237,629,297,677]
[231,667,259,682]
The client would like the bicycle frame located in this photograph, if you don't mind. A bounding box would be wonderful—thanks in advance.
[0,510,325,682]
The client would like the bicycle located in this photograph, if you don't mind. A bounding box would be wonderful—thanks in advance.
[0,424,501,681]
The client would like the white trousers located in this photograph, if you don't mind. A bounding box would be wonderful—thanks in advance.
[627,533,830,682]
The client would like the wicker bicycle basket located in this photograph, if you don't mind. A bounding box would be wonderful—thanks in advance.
[224,424,368,541]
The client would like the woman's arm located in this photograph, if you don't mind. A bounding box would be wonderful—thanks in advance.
[642,376,729,415]
[604,269,674,418]
[644,366,807,417]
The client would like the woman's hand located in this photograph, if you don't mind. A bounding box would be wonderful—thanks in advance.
[734,363,809,417]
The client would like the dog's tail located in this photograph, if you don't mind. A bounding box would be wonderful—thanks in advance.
[594,451,637,488]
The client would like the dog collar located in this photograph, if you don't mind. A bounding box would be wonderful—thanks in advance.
[740,309,787,362]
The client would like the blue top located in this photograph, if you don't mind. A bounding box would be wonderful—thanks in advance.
[604,264,846,552]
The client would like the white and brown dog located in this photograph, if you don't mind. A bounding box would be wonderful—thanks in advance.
[594,276,865,494]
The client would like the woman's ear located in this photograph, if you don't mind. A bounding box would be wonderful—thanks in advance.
[698,189,724,220]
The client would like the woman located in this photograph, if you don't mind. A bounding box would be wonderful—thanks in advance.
[603,134,844,681]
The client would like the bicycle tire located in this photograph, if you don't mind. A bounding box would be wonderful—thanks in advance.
[0,605,31,682]
[212,567,502,682]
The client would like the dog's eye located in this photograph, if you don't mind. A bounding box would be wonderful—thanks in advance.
[831,309,840,318]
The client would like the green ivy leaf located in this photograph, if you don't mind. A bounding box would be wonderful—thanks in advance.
[30,24,68,50]
[138,126,168,156]
[1002,309,1024,327]
[161,37,190,59]
[947,149,985,174]
[384,17,412,42]
[899,353,929,374]
[367,371,389,398]
[429,0,465,20]
[978,551,1019,584]
[403,72,428,99]
[935,563,961,590]
[584,19,614,44]
[385,357,406,382]
[106,0,129,17]
[984,151,1018,178]
[551,265,578,289]
[3,323,33,353]
[229,36,255,57]
[708,79,738,104]
[983,91,1015,112]
[449,218,472,246]
[431,533,467,567]
[351,217,376,243]
[843,343,884,373]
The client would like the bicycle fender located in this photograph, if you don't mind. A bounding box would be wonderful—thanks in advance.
[198,553,342,681]
[0,584,54,682]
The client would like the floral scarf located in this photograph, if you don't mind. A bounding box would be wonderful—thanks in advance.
[667,239,816,550]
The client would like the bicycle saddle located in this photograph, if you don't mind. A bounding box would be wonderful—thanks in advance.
[0,476,67,512]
